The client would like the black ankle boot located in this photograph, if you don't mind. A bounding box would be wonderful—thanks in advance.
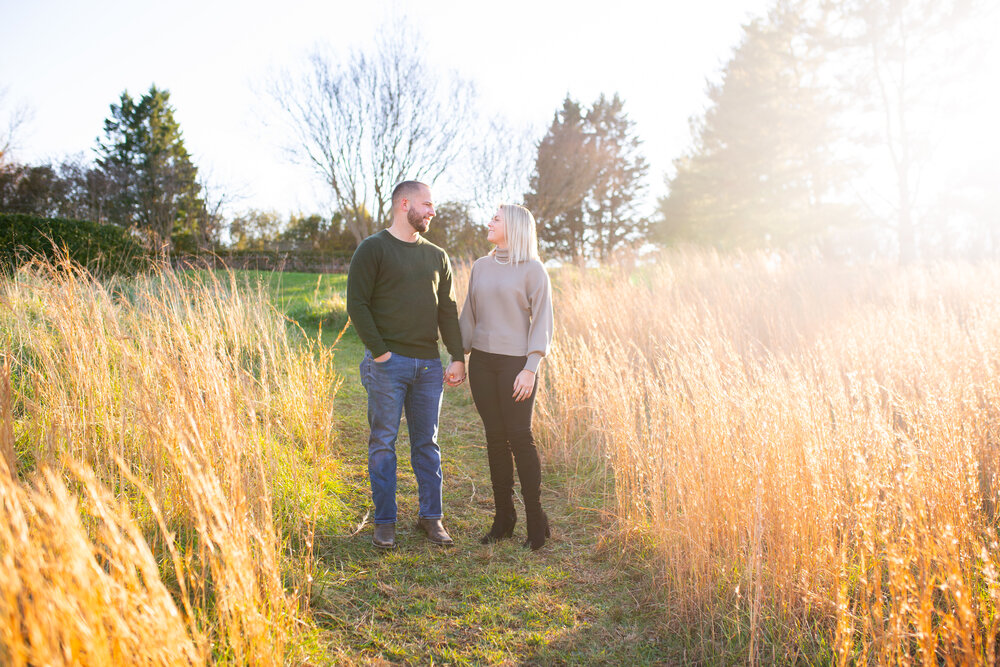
[480,504,517,544]
[523,508,550,551]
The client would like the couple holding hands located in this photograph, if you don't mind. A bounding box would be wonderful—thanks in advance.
[346,180,554,552]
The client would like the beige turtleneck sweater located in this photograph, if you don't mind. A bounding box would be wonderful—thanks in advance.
[459,248,553,373]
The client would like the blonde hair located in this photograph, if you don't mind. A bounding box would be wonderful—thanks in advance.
[493,204,540,264]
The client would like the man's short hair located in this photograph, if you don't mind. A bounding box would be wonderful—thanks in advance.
[391,180,428,209]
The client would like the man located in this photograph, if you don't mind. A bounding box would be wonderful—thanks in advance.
[346,180,466,549]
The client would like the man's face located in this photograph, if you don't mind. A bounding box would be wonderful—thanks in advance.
[405,186,435,234]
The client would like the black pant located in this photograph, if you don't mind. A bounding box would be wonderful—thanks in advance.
[468,348,542,517]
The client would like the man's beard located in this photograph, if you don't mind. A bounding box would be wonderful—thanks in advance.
[407,208,429,234]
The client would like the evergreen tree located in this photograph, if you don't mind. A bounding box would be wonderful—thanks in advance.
[97,85,205,252]
[658,0,852,250]
[525,95,648,261]
[525,97,593,261]
[586,94,649,260]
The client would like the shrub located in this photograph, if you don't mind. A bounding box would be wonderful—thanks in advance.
[0,212,149,275]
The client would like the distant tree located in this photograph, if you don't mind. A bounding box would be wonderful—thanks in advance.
[658,0,852,251]
[96,85,206,252]
[525,97,595,261]
[0,87,31,166]
[658,0,854,248]
[826,0,980,263]
[585,94,650,260]
[421,201,491,260]
[0,163,69,216]
[281,211,357,254]
[174,175,227,252]
[270,19,476,244]
[281,213,327,251]
[463,116,537,220]
[0,154,123,225]
[228,209,284,251]
[54,155,116,224]
[525,95,648,261]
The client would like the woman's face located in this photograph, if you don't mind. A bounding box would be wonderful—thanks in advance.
[487,209,507,247]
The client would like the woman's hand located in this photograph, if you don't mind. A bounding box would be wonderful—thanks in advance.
[512,369,535,402]
[444,360,466,386]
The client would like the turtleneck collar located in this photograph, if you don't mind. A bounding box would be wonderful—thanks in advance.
[494,247,510,263]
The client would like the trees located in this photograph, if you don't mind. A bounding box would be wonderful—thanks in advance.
[462,116,537,221]
[227,209,285,251]
[827,0,980,263]
[0,87,31,167]
[657,0,851,251]
[586,95,650,260]
[525,94,648,262]
[270,20,476,244]
[0,155,122,228]
[281,212,356,254]
[0,164,69,217]
[421,201,491,260]
[525,98,593,261]
[96,85,206,252]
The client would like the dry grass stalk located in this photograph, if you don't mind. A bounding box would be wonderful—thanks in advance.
[0,257,341,664]
[536,250,1000,663]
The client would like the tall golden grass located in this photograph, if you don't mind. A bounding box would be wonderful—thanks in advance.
[0,258,340,665]
[534,250,1000,663]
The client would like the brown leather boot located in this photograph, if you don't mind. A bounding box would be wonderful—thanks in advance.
[416,518,454,546]
[372,523,396,549]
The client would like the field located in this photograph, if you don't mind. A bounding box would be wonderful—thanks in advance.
[2,252,1000,664]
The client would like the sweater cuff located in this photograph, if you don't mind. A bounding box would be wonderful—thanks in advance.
[524,353,542,373]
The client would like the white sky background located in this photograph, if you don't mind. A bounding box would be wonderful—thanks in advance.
[1,0,772,220]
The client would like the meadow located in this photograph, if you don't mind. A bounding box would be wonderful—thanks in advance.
[538,252,1000,663]
[2,251,1000,664]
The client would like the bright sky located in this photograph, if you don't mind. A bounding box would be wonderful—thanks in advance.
[3,0,785,218]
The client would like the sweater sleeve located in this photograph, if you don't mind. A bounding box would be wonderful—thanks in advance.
[346,240,389,357]
[437,252,465,361]
[458,261,477,355]
[524,263,553,373]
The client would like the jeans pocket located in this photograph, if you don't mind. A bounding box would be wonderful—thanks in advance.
[359,356,370,389]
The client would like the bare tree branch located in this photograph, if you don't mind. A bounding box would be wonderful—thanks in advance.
[0,87,32,166]
[269,19,477,243]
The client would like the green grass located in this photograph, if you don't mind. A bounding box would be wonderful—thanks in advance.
[260,270,683,664]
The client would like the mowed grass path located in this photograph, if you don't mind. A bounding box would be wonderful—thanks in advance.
[267,271,681,664]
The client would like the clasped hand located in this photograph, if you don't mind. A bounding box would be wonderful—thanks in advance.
[444,360,466,386]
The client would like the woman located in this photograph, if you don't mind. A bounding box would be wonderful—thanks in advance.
[459,204,554,550]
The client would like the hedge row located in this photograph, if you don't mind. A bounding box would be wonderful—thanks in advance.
[171,248,353,274]
[1,212,150,275]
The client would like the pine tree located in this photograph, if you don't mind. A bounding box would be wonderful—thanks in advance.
[658,0,851,250]
[97,85,205,252]
[586,94,649,260]
[525,95,649,261]
[525,97,594,261]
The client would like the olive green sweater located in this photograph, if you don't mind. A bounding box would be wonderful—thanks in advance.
[458,248,553,373]
[346,229,464,361]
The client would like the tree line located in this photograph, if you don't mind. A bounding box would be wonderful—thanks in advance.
[2,0,996,264]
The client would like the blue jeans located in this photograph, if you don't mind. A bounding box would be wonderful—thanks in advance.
[359,350,444,524]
